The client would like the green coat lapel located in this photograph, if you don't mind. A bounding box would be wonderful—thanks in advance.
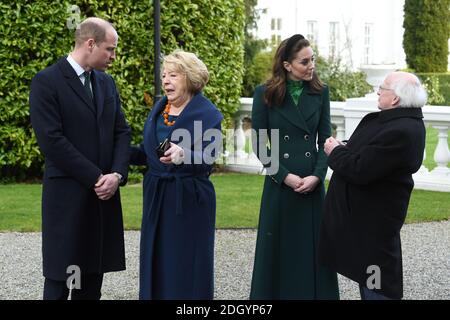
[299,85,321,124]
[274,91,311,134]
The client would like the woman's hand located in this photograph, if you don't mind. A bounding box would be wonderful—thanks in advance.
[294,176,320,194]
[283,173,303,190]
[159,142,185,165]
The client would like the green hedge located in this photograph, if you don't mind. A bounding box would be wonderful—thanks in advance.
[0,0,245,180]
[403,0,450,72]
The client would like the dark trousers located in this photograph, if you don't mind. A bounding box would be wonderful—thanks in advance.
[359,285,393,300]
[43,273,104,300]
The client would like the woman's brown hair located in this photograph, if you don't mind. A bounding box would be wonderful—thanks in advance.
[264,34,324,107]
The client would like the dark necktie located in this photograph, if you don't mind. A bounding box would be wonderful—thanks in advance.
[83,71,93,100]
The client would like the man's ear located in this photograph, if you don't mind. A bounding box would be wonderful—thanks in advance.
[392,95,400,107]
[87,39,95,50]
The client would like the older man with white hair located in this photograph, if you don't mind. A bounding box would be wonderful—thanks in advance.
[318,71,427,300]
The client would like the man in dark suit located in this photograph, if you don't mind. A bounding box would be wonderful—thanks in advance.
[318,71,427,300]
[29,17,131,300]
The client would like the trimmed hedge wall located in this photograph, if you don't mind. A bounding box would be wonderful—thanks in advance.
[0,0,245,180]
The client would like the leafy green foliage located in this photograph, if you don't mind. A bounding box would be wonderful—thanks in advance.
[422,76,445,105]
[0,1,73,178]
[0,0,245,179]
[403,0,450,72]
[316,57,372,101]
[242,49,273,97]
[241,0,268,97]
[417,73,450,106]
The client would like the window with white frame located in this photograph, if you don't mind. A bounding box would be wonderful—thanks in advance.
[307,20,318,47]
[329,22,340,59]
[271,18,282,31]
[363,23,373,64]
[270,17,283,46]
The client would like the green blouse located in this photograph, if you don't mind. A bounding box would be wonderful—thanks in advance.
[287,79,304,106]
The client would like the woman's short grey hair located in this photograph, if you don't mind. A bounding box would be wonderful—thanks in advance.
[162,50,209,93]
[391,74,427,108]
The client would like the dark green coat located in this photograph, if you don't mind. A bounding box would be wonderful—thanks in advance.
[250,83,339,299]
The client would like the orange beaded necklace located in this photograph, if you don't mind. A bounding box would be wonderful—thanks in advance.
[162,103,176,126]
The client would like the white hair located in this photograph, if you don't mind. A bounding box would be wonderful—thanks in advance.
[391,73,427,108]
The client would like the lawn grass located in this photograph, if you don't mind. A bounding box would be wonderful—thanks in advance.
[212,173,264,228]
[0,184,42,232]
[0,173,448,232]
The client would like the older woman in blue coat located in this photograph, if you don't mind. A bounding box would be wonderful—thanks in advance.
[130,50,223,299]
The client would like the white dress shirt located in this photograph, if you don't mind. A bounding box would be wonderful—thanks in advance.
[66,54,92,91]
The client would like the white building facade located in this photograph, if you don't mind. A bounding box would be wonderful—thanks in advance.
[255,0,408,70]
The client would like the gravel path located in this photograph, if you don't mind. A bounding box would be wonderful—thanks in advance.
[1,221,449,300]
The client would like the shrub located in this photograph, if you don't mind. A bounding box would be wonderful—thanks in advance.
[403,0,450,72]
[417,73,450,106]
[241,0,268,98]
[421,76,445,105]
[242,49,273,97]
[0,1,73,179]
[316,57,372,101]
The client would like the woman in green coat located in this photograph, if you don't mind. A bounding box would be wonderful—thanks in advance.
[250,34,339,299]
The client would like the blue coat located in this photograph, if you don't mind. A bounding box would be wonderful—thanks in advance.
[131,93,223,299]
[29,58,131,280]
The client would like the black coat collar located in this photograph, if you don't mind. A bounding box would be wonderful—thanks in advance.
[378,107,423,123]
